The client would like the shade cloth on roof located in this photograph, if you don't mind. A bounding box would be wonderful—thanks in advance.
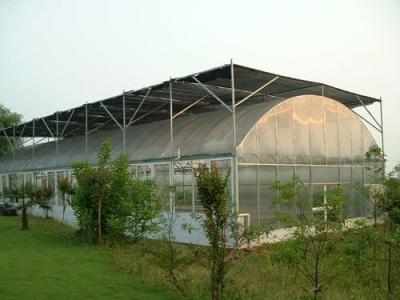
[0,64,379,139]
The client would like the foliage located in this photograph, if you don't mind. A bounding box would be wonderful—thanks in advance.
[35,185,53,218]
[0,104,22,157]
[192,164,237,300]
[270,176,365,299]
[2,181,36,230]
[57,176,75,222]
[126,178,161,243]
[380,163,400,293]
[151,201,192,297]
[72,139,161,245]
[364,145,400,294]
[72,140,114,244]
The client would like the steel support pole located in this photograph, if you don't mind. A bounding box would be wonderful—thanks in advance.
[85,101,88,158]
[169,78,173,143]
[32,119,35,161]
[380,98,385,177]
[12,125,15,161]
[122,91,126,153]
[56,111,59,163]
[231,59,239,213]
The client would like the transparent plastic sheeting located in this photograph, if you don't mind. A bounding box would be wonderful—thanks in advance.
[0,98,282,173]
[0,95,377,228]
[237,95,376,227]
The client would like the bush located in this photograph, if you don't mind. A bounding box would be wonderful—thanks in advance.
[72,139,161,245]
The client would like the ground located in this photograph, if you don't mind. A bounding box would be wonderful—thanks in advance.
[1,215,399,300]
[0,216,177,300]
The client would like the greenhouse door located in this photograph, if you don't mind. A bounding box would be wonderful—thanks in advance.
[311,184,340,221]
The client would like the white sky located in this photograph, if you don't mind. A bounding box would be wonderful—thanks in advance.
[0,0,399,170]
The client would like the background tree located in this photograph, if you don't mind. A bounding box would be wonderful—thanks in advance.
[0,104,22,157]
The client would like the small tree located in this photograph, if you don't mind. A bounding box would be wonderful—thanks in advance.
[271,176,350,300]
[72,139,161,245]
[125,179,161,244]
[36,185,53,218]
[365,145,386,226]
[195,164,231,300]
[153,197,189,297]
[381,164,400,294]
[72,139,113,244]
[57,176,74,222]
[3,181,36,230]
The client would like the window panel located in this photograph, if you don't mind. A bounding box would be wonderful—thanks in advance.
[259,166,278,227]
[238,165,258,225]
[174,161,193,211]
[154,164,170,209]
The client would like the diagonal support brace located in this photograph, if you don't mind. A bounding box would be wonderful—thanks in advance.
[191,76,233,112]
[127,88,152,127]
[41,118,55,138]
[355,95,382,130]
[100,102,124,131]
[235,76,279,107]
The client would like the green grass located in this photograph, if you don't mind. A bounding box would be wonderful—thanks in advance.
[2,215,399,300]
[0,216,178,300]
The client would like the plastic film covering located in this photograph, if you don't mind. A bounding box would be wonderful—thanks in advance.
[0,99,283,173]
[237,95,376,226]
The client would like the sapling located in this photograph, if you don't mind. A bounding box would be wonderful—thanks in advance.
[271,176,351,300]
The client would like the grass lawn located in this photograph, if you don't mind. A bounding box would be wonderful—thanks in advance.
[0,216,178,300]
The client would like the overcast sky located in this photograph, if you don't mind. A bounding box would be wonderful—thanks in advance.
[0,0,399,170]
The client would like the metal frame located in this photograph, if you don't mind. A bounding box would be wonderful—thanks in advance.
[0,61,385,232]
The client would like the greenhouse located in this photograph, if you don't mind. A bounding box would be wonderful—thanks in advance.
[0,63,383,244]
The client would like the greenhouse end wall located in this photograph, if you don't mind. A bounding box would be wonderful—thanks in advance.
[237,95,377,228]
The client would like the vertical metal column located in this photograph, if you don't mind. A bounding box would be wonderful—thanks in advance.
[169,79,174,213]
[379,97,385,177]
[122,91,126,153]
[12,125,15,161]
[56,111,59,163]
[169,78,173,143]
[32,119,35,161]
[230,59,239,213]
[85,101,88,158]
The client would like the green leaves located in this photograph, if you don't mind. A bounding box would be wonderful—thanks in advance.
[71,139,161,244]
[0,104,22,157]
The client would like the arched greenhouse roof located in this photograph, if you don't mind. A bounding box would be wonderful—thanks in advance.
[0,98,283,173]
[0,95,375,173]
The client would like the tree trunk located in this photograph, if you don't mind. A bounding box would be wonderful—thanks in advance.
[62,195,66,222]
[22,205,29,230]
[314,255,320,300]
[97,197,102,245]
[387,240,392,294]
